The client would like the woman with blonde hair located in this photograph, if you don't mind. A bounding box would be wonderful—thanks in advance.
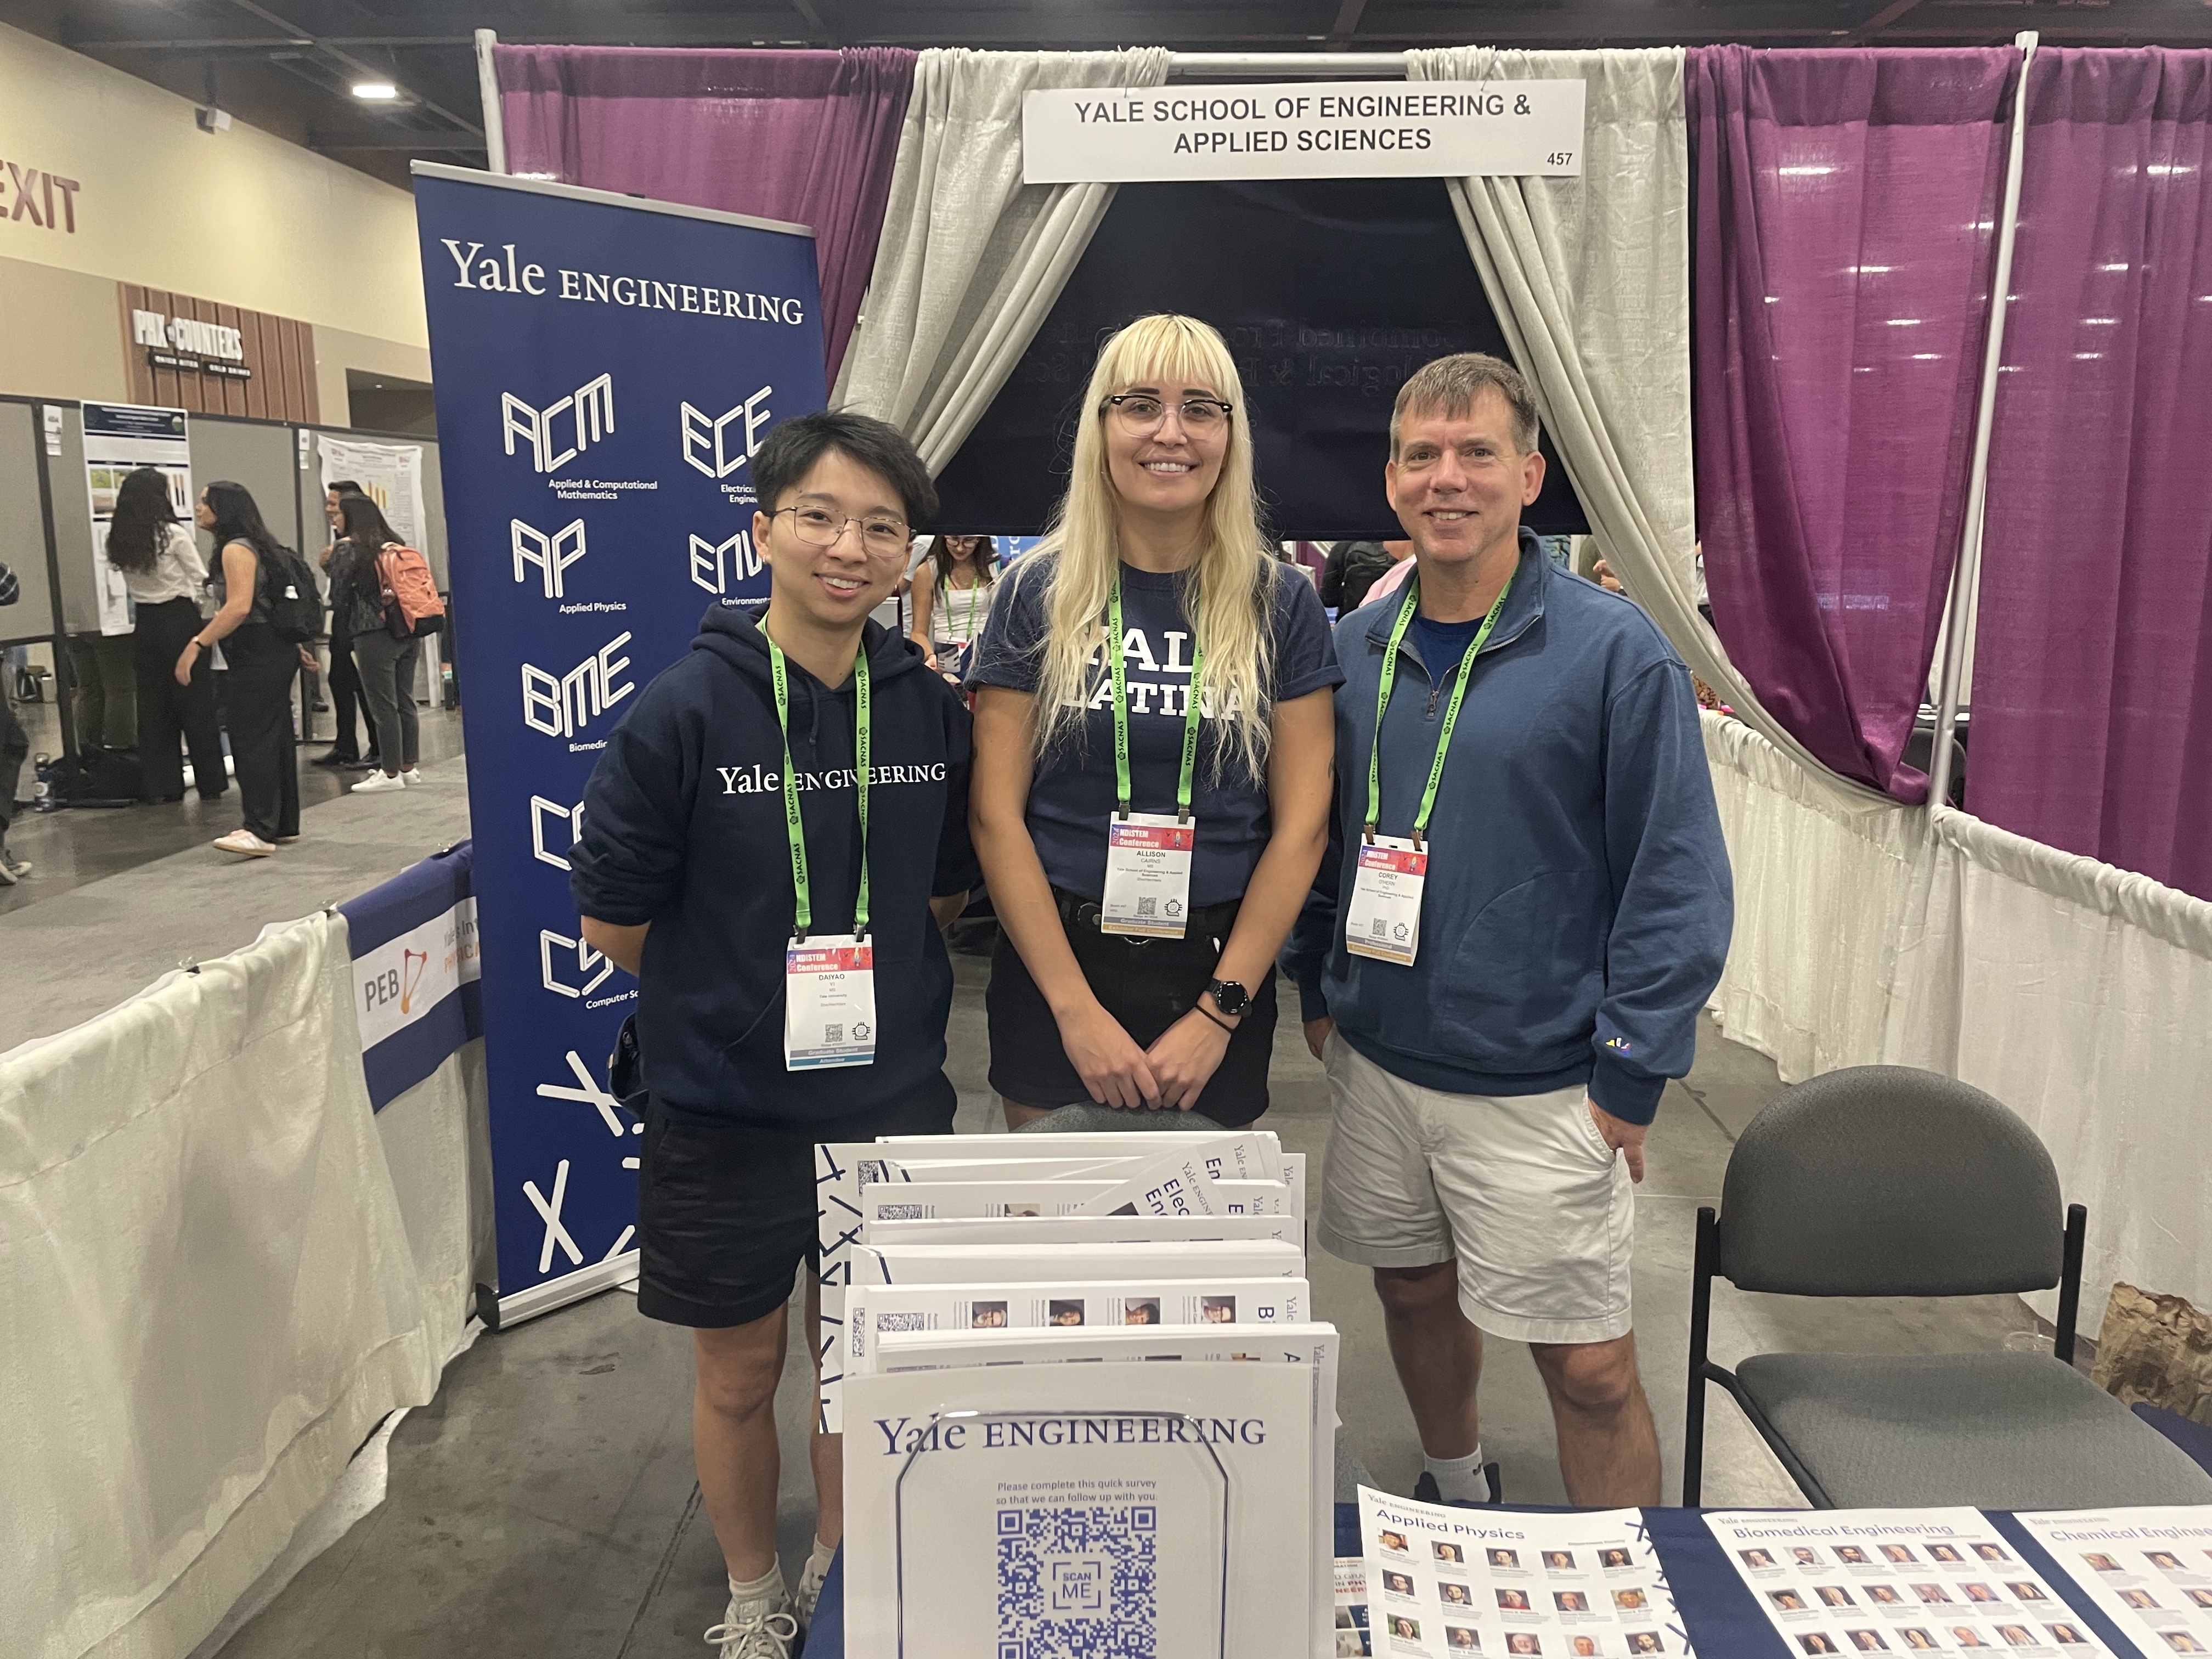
[968,314,1339,1127]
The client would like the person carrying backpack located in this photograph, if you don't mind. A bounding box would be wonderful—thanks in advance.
[336,494,442,795]
[189,481,311,857]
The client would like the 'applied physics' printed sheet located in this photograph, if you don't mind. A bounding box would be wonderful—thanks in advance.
[1359,1486,1694,1657]
[1705,1508,2118,1656]
[2016,1506,2212,1656]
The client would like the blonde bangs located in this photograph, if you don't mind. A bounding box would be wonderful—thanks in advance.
[1025,315,1279,786]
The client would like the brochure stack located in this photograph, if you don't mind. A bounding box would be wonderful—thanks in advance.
[820,1130,1337,1657]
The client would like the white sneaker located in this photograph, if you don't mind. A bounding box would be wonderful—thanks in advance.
[703,1595,798,1658]
[0,848,27,884]
[400,767,424,785]
[352,771,407,794]
[212,830,275,857]
[795,1551,833,1632]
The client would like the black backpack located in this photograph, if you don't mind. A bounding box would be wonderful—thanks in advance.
[256,544,325,645]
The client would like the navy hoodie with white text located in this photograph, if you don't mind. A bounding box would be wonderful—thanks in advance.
[568,603,979,1128]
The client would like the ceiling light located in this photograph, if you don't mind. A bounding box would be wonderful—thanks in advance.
[352,82,398,100]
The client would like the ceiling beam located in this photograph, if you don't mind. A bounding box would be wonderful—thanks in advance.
[788,0,839,46]
[309,134,487,151]
[1845,0,1931,44]
[217,0,483,135]
[1327,0,1371,49]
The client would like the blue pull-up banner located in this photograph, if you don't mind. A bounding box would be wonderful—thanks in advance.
[413,162,827,1322]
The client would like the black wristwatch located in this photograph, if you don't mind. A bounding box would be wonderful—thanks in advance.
[1206,978,1252,1019]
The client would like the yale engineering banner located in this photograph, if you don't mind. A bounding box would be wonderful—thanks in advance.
[413,163,827,1312]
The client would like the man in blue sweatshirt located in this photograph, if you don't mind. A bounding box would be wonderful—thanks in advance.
[571,411,975,1658]
[1285,354,1731,1508]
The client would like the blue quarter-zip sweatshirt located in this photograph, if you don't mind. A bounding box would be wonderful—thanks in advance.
[1283,532,1733,1124]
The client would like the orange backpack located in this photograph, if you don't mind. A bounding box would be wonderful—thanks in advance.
[376,542,446,639]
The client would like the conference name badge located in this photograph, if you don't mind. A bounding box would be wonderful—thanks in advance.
[785,934,877,1070]
[1346,836,1426,966]
[1101,812,1196,938]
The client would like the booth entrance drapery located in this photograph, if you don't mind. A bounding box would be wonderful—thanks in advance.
[493,44,917,382]
[1688,47,2020,804]
[1972,47,2212,902]
[832,48,1172,471]
[1407,46,1888,812]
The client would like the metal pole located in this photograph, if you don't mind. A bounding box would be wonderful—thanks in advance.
[475,29,507,174]
[1929,30,2038,811]
[1167,52,1407,77]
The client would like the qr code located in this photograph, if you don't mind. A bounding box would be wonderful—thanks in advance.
[1369,918,1387,938]
[997,1504,1158,1658]
[823,1023,843,1044]
[878,1203,926,1220]
[1136,898,1156,918]
[878,1312,928,1332]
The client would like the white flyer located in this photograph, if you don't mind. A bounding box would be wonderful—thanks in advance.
[1353,1495,1681,1659]
[1360,1487,1692,1657]
[861,1213,1302,1249]
[1339,1556,1376,1655]
[844,1360,1318,1657]
[826,1276,1311,1431]
[2017,1506,2212,1656]
[1705,1508,2115,1657]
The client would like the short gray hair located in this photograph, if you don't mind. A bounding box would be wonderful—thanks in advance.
[1390,353,1539,456]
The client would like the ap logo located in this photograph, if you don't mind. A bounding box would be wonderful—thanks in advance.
[501,373,614,473]
[680,385,774,479]
[689,529,762,596]
[512,517,587,598]
[539,928,613,999]
[520,633,634,739]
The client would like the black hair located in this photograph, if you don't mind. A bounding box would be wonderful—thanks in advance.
[326,478,363,495]
[104,466,176,574]
[338,494,402,551]
[202,480,287,564]
[753,410,936,531]
[930,533,998,590]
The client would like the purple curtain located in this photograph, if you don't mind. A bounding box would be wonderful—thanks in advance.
[1690,47,2019,800]
[1971,49,2212,899]
[495,45,917,382]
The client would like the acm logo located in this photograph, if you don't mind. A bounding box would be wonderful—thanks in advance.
[502,373,614,474]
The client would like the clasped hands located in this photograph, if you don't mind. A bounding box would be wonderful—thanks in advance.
[1059,998,1232,1115]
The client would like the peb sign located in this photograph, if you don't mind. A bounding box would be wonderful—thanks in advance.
[412,162,827,1324]
[1022,80,1586,184]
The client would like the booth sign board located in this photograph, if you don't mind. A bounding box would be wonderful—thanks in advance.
[116,284,321,424]
[1023,80,1586,184]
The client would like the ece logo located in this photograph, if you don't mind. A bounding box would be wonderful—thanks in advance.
[680,386,773,479]
[520,633,634,740]
[502,373,614,474]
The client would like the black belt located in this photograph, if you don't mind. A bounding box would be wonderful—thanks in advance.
[1053,885,1240,939]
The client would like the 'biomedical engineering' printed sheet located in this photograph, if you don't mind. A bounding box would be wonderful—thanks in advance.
[1705,1508,2118,1657]
[1359,1486,1693,1657]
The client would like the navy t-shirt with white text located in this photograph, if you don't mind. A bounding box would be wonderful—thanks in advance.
[969,554,1341,905]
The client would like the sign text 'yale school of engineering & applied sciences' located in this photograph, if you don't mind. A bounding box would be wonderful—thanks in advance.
[413,163,828,1318]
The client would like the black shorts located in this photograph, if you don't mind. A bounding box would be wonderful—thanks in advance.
[636,1075,956,1329]
[985,890,1278,1127]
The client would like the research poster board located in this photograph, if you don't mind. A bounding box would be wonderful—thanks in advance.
[80,402,191,636]
[413,162,827,1321]
[318,433,428,552]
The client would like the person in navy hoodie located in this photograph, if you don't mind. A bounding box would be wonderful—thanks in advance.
[571,411,974,1659]
[1285,354,1731,1510]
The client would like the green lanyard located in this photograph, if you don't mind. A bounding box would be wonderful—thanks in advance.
[1364,572,1514,848]
[764,628,871,939]
[1107,576,1205,822]
[941,570,982,641]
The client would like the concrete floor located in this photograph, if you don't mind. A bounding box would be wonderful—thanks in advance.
[215,974,2033,1659]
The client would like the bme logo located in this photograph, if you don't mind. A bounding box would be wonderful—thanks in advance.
[502,373,614,474]
[531,795,587,871]
[680,386,773,479]
[690,530,761,595]
[512,517,587,598]
[521,633,634,739]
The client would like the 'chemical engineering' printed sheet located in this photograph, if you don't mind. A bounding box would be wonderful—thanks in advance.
[1359,1487,1693,1657]
[2016,1506,2212,1656]
[1705,1508,2117,1657]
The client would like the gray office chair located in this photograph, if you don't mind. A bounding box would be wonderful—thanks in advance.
[1015,1103,1230,1133]
[1684,1065,2212,1509]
